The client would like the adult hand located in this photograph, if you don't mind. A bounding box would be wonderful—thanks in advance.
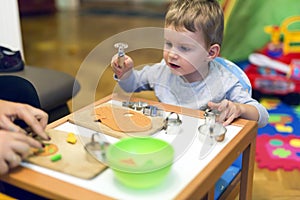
[0,100,49,140]
[0,130,43,175]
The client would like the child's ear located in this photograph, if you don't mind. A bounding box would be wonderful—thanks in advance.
[207,44,220,60]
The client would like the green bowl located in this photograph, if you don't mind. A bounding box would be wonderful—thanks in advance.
[106,137,174,189]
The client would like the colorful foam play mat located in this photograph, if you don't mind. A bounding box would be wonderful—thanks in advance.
[256,98,300,171]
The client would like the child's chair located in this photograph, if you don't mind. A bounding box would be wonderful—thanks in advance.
[213,57,252,200]
[215,57,252,95]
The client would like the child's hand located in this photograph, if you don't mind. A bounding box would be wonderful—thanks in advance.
[111,54,134,79]
[207,100,242,126]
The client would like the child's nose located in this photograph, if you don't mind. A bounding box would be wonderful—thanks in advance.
[168,50,179,59]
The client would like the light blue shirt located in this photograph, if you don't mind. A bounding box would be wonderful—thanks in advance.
[118,59,269,127]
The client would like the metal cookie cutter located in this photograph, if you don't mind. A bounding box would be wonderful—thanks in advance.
[199,108,227,142]
[84,133,109,162]
[114,42,128,69]
[122,101,148,111]
[198,109,227,159]
[163,112,182,134]
[132,101,148,111]
[122,101,135,109]
[143,105,164,117]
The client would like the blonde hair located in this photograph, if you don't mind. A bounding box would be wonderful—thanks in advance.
[165,0,224,48]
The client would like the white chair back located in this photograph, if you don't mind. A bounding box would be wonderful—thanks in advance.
[214,57,252,95]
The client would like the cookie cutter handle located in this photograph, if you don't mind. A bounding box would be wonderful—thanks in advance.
[164,112,182,134]
[114,42,128,69]
[84,132,108,162]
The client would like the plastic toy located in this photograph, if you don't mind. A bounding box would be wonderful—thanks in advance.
[249,53,300,80]
[264,25,281,46]
[245,16,300,105]
[281,16,300,55]
[264,16,300,56]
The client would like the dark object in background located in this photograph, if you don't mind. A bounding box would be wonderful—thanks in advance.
[0,75,42,128]
[0,75,40,108]
[0,46,24,72]
[18,0,56,15]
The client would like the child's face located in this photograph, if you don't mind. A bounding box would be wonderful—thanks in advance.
[163,26,210,81]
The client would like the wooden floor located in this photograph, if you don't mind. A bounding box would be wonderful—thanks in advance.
[20,2,300,199]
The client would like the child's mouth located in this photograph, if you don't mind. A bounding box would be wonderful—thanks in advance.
[169,63,180,69]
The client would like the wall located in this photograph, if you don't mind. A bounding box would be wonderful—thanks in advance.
[0,0,23,57]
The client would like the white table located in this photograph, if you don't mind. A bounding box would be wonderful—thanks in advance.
[1,94,257,200]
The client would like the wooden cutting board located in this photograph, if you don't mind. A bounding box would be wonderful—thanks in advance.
[69,104,165,139]
[26,129,107,179]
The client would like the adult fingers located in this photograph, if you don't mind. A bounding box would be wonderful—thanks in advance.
[13,134,43,153]
[0,115,26,134]
[17,105,49,141]
[6,153,22,168]
[0,160,9,175]
[27,106,48,129]
[3,132,43,158]
[34,111,48,129]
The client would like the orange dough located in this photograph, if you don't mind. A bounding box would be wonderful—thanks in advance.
[33,143,59,156]
[95,106,152,132]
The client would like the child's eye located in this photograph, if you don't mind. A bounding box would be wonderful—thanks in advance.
[179,46,190,52]
[164,41,172,48]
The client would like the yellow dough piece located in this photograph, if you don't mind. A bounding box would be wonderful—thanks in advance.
[67,132,77,144]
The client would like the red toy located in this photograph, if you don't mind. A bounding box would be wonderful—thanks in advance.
[245,16,300,105]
